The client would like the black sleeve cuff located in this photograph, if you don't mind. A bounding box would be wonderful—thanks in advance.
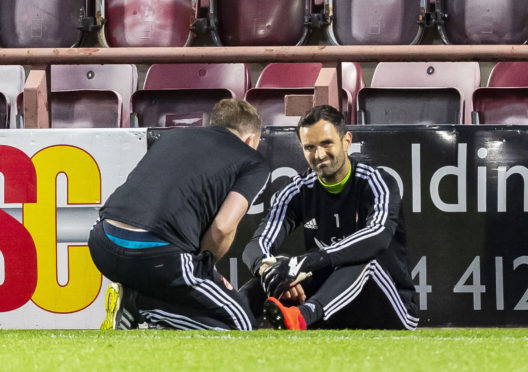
[303,250,331,272]
[251,257,265,277]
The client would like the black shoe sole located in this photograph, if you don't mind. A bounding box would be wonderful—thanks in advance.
[262,300,287,330]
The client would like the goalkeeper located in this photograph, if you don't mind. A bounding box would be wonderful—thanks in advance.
[241,105,419,330]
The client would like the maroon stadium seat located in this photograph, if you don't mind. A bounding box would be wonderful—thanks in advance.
[144,64,251,98]
[487,62,528,87]
[51,65,138,127]
[370,62,480,124]
[245,88,315,127]
[256,63,323,89]
[132,89,234,127]
[211,0,310,46]
[103,0,195,47]
[256,63,364,93]
[472,63,528,124]
[436,0,528,44]
[51,90,122,128]
[135,63,248,127]
[253,62,364,124]
[327,0,425,45]
[357,88,462,125]
[472,88,528,125]
[0,66,25,129]
[0,0,86,47]
[245,88,352,127]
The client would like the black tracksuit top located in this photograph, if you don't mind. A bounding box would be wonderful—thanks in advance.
[101,126,270,253]
[243,155,416,305]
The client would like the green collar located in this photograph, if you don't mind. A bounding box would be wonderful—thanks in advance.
[318,160,352,194]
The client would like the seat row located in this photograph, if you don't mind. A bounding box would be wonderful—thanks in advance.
[0,0,527,48]
[2,62,528,129]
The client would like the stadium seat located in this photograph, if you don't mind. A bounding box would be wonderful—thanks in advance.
[256,63,323,89]
[0,0,86,47]
[131,89,234,127]
[327,0,426,45]
[256,63,364,94]
[51,65,138,127]
[472,63,528,124]
[0,94,8,129]
[248,63,364,125]
[17,89,122,128]
[436,0,528,44]
[472,88,528,125]
[246,88,353,127]
[0,66,25,128]
[487,62,528,87]
[370,62,480,124]
[144,64,251,98]
[245,88,315,127]
[357,88,462,125]
[15,94,23,128]
[51,90,122,128]
[133,63,249,127]
[103,0,195,47]
[211,0,310,46]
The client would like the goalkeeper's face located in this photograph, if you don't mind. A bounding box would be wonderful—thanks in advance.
[299,119,351,183]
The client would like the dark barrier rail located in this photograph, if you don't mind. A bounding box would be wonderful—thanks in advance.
[150,125,528,327]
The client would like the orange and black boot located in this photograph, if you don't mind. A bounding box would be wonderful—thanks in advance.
[263,297,307,330]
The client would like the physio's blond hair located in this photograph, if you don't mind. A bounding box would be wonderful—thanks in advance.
[210,99,262,136]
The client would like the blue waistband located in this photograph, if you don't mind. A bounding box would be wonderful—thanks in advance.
[102,220,169,249]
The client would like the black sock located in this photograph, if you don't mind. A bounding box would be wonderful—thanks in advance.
[298,300,323,327]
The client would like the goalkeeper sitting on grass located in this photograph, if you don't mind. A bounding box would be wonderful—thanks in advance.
[241,105,419,330]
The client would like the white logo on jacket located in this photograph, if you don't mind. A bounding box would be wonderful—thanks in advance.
[303,218,318,229]
[313,235,348,249]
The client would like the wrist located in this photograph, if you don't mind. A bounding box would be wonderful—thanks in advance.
[258,263,270,277]
[303,250,331,272]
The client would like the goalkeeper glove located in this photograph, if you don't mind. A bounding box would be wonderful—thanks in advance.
[260,250,330,298]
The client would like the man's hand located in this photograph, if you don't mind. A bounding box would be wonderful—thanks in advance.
[260,256,312,298]
[281,283,306,304]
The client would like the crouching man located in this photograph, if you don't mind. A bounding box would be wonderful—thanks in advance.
[89,99,269,330]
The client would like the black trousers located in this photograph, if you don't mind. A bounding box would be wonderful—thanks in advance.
[240,261,419,330]
[89,220,256,330]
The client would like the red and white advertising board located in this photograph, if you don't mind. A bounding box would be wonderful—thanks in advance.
[0,129,147,329]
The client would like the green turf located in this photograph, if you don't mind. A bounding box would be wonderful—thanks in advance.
[0,329,527,372]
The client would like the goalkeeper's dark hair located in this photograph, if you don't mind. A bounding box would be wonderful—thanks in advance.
[210,99,262,136]
[296,105,346,139]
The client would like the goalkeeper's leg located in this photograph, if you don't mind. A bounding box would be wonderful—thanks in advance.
[239,278,267,319]
[262,260,418,330]
[306,261,419,330]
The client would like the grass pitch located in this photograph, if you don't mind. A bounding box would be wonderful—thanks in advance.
[1,329,527,372]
